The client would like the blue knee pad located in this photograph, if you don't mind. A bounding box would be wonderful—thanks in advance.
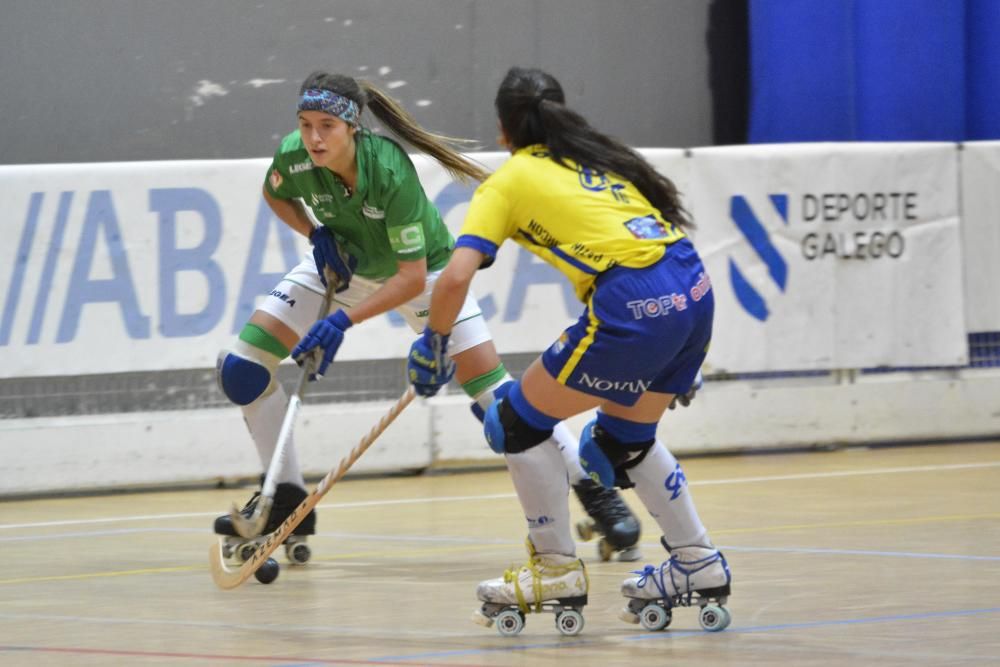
[578,418,656,489]
[216,351,272,406]
[483,401,506,453]
[579,419,616,487]
[483,398,553,455]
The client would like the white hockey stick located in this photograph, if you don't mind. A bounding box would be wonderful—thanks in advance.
[229,277,337,539]
[210,386,416,589]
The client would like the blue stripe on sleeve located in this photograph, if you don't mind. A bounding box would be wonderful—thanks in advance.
[455,235,498,260]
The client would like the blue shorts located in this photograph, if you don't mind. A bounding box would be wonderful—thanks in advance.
[541,239,714,407]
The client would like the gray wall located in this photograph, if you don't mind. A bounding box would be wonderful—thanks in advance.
[0,0,712,165]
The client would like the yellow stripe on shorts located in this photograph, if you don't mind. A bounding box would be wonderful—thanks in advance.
[556,300,601,385]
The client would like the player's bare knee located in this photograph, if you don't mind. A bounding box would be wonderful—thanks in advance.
[483,398,552,454]
[579,419,655,489]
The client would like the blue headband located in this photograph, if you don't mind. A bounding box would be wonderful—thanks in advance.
[297,89,360,126]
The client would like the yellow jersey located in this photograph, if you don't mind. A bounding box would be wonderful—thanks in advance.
[456,144,687,301]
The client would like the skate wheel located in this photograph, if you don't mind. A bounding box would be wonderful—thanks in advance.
[576,519,594,542]
[254,557,280,585]
[237,543,257,563]
[555,609,584,636]
[221,542,234,559]
[494,609,525,637]
[699,603,729,632]
[639,603,672,631]
[597,538,614,562]
[285,541,311,565]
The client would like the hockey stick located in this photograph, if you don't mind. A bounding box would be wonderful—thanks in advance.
[210,386,416,589]
[229,276,338,539]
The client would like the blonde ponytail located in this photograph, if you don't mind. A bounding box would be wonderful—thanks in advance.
[360,81,490,184]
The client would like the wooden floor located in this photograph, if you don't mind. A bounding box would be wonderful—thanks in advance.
[1,441,998,666]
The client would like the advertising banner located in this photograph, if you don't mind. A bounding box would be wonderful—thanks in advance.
[686,143,967,372]
[960,142,1000,332]
[0,150,689,376]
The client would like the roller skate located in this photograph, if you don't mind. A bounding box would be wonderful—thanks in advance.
[214,482,316,566]
[620,537,732,632]
[473,539,589,637]
[572,478,642,562]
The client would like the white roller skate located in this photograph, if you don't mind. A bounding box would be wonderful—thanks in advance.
[473,539,589,637]
[620,538,732,632]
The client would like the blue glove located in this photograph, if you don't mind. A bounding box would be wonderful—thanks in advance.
[310,226,357,292]
[291,309,353,379]
[407,328,456,397]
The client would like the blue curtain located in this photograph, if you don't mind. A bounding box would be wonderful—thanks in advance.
[748,0,999,142]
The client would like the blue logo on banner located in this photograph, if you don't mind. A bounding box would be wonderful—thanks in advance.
[728,194,789,321]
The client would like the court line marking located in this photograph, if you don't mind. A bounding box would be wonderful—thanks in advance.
[0,644,484,666]
[0,543,504,586]
[366,606,1000,663]
[0,611,494,640]
[1,530,997,587]
[2,460,998,531]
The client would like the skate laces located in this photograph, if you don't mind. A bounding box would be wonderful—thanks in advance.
[632,551,722,604]
[507,555,586,614]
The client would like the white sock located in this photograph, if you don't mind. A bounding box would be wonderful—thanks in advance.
[628,440,709,548]
[241,384,306,488]
[551,422,589,484]
[504,440,576,556]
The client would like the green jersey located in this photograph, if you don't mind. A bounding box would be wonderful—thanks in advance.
[264,130,453,280]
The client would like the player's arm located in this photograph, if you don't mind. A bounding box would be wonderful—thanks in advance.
[341,257,427,326]
[262,186,315,238]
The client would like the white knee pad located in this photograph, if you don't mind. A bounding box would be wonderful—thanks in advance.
[216,340,281,406]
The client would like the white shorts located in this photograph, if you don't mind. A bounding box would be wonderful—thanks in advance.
[256,255,492,355]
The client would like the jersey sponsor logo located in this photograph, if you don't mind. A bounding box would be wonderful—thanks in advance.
[310,192,336,218]
[289,161,313,174]
[550,332,569,355]
[268,169,283,190]
[577,372,651,395]
[362,202,385,219]
[626,294,687,319]
[389,224,425,254]
[526,219,560,247]
[624,215,682,241]
[578,166,628,202]
[690,272,712,302]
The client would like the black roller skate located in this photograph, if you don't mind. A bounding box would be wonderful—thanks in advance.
[214,482,316,566]
[620,537,732,632]
[572,478,642,562]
